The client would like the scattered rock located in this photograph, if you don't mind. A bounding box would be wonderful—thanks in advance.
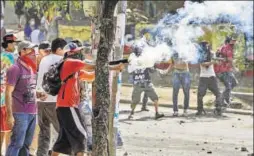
[202,148,205,151]
[241,147,248,152]
[230,102,243,109]
[179,120,185,125]
[193,91,196,93]
[123,152,128,156]
[159,149,162,152]
[135,133,139,135]
[247,153,254,156]
[235,147,239,150]
[204,141,208,144]
[207,151,212,154]
[232,125,235,128]
[238,118,241,121]
[220,138,223,140]
[196,143,199,146]
[161,139,164,141]
[162,131,166,133]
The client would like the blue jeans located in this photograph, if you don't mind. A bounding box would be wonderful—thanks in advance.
[217,72,238,104]
[6,113,36,156]
[172,72,191,112]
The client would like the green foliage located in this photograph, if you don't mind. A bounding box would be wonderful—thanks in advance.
[9,0,83,21]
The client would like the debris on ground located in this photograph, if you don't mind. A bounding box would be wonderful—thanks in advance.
[179,120,185,125]
[207,151,212,154]
[241,147,248,152]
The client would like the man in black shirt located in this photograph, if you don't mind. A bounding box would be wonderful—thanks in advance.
[128,43,164,120]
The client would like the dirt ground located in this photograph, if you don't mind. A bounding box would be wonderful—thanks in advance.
[117,104,253,156]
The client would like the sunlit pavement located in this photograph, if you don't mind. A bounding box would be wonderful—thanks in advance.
[117,104,253,156]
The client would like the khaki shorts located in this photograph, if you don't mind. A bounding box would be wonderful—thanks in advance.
[132,84,158,104]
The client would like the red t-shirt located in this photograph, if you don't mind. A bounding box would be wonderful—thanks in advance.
[214,44,234,74]
[57,59,94,107]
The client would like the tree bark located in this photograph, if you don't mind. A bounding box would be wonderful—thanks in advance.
[92,0,119,156]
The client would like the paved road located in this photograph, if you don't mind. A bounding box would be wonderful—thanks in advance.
[117,104,253,156]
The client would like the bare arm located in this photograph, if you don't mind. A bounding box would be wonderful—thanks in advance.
[109,63,125,71]
[5,84,15,128]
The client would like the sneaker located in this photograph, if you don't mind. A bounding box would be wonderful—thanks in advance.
[87,144,93,151]
[196,110,204,116]
[214,108,222,116]
[155,112,164,119]
[173,111,178,117]
[182,110,188,116]
[141,106,149,112]
[128,111,134,119]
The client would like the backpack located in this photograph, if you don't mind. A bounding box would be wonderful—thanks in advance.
[42,59,74,96]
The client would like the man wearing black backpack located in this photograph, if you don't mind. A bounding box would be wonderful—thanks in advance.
[36,38,67,156]
[51,42,124,156]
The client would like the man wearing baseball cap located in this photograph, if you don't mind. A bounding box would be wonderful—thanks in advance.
[51,42,124,156]
[0,33,20,155]
[214,36,238,107]
[5,41,47,156]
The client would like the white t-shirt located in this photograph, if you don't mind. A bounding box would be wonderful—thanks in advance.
[37,54,63,102]
[200,64,216,77]
[30,29,40,45]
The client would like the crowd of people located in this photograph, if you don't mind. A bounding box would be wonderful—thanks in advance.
[0,30,238,156]
[127,36,238,119]
[0,34,124,156]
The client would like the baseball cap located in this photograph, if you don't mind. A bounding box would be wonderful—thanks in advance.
[39,41,51,51]
[2,34,21,43]
[70,39,83,47]
[17,41,38,53]
[63,42,84,53]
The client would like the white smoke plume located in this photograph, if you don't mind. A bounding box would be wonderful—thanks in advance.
[128,1,253,70]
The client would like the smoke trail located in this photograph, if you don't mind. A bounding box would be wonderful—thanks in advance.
[129,1,253,70]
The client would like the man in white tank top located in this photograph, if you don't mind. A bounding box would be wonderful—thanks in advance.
[196,41,222,116]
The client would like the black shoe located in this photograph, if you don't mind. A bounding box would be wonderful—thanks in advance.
[155,112,164,119]
[214,108,222,116]
[88,144,93,151]
[141,107,149,111]
[196,110,203,116]
[128,111,134,119]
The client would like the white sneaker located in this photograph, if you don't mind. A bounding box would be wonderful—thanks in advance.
[173,111,178,117]
[182,110,188,116]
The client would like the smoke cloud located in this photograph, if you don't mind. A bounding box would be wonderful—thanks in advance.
[128,1,253,70]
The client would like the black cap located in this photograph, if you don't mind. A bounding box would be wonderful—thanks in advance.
[2,34,21,43]
[39,41,51,51]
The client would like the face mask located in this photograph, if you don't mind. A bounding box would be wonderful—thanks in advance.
[20,50,37,73]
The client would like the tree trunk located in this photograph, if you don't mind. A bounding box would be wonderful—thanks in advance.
[92,0,119,156]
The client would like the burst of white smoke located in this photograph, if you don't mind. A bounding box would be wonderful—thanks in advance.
[128,1,253,70]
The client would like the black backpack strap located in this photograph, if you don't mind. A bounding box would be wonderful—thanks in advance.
[61,72,75,99]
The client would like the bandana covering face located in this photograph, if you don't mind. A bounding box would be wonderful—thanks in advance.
[20,50,37,73]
